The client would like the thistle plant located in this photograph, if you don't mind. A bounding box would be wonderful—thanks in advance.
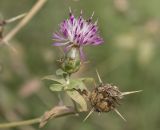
[0,8,142,129]
[42,8,141,124]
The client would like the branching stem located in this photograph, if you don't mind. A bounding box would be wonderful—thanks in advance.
[0,108,86,129]
[0,0,47,52]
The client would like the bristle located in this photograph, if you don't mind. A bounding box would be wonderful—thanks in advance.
[69,7,72,13]
[80,10,83,15]
[69,7,72,16]
[96,69,103,84]
[90,11,94,20]
[114,109,126,122]
[83,108,94,122]
[88,12,94,22]
[94,19,98,25]
[122,90,142,96]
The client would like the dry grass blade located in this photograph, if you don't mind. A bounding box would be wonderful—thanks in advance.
[5,13,27,24]
[0,0,47,50]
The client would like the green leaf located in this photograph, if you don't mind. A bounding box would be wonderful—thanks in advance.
[79,77,94,83]
[67,90,87,111]
[68,79,87,91]
[49,84,66,91]
[56,69,67,76]
[42,75,65,84]
[67,77,94,90]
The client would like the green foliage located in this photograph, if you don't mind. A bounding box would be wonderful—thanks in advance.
[43,73,94,111]
[56,69,67,76]
[67,90,87,111]
[42,75,65,84]
[67,79,87,90]
[45,75,93,91]
[50,84,66,91]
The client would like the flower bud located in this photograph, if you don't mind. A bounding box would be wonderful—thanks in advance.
[60,47,81,74]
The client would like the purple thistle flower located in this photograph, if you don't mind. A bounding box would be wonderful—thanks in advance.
[53,9,103,59]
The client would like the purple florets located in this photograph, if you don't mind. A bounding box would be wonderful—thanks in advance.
[52,9,103,58]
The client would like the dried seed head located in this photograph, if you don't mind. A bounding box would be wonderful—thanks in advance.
[89,84,123,112]
[84,70,142,121]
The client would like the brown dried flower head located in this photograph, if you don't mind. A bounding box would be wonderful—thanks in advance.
[84,70,142,121]
[89,84,123,112]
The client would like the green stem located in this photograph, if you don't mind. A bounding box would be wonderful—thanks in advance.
[0,117,41,129]
[64,73,70,85]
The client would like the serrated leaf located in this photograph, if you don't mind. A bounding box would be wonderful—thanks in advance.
[42,75,65,84]
[50,84,66,91]
[56,69,67,76]
[67,90,87,111]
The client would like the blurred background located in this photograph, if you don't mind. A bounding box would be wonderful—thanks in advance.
[0,0,160,130]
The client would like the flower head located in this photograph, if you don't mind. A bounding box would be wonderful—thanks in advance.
[53,9,103,59]
[85,71,142,121]
[89,84,123,112]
